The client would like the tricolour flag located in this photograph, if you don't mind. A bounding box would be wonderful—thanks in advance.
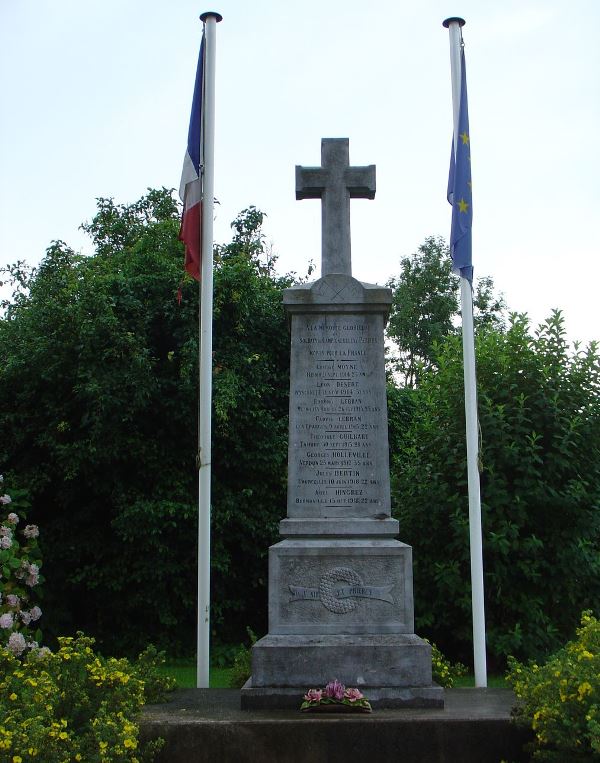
[447,47,472,283]
[179,32,205,281]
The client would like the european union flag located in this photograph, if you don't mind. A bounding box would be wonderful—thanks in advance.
[447,48,472,283]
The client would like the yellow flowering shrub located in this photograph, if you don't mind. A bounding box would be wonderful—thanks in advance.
[507,611,600,761]
[426,639,467,688]
[0,633,174,763]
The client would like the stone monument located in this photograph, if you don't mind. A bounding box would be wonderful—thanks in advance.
[241,138,443,709]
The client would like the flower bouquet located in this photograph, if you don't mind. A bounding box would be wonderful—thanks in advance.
[300,680,372,713]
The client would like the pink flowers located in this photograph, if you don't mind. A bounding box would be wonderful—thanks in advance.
[301,680,372,713]
[303,688,323,702]
[29,606,42,622]
[324,679,346,701]
[0,484,44,659]
[7,631,27,656]
[23,562,40,587]
[344,687,364,702]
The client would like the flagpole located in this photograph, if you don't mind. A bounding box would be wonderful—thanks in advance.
[197,9,221,690]
[443,16,487,688]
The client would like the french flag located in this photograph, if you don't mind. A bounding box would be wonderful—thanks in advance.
[179,32,205,281]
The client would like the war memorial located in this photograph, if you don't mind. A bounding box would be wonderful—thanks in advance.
[240,137,442,709]
[141,139,529,763]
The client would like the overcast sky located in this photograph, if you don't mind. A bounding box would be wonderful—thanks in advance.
[1,0,598,344]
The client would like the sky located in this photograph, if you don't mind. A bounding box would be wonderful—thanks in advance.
[1,0,599,345]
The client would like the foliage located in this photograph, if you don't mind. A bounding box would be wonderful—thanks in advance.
[391,311,600,665]
[427,640,467,688]
[228,627,258,688]
[0,476,44,656]
[0,632,172,762]
[209,207,293,642]
[507,612,600,761]
[131,645,175,704]
[386,236,505,386]
[0,190,292,653]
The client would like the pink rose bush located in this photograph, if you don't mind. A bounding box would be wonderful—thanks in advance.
[301,680,371,713]
[0,477,44,657]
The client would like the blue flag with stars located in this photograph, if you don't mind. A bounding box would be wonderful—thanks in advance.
[447,48,472,282]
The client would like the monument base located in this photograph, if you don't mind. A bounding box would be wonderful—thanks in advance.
[242,633,444,709]
[241,681,444,710]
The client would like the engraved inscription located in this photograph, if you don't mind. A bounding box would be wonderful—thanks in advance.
[287,313,390,517]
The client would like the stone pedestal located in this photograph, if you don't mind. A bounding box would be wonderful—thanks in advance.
[241,271,443,709]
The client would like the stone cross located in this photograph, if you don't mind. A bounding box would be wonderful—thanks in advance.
[295,138,376,277]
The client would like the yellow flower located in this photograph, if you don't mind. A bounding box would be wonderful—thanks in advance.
[578,682,593,700]
[13,757,23,763]
[124,738,138,749]
[8,694,17,701]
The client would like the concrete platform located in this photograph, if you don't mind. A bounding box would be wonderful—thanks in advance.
[140,687,532,762]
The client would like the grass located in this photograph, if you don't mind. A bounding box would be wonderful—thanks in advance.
[453,673,508,688]
[158,662,234,689]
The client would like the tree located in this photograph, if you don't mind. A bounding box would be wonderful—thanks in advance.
[386,236,505,387]
[391,311,600,666]
[0,191,292,654]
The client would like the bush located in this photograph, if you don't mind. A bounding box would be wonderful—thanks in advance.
[0,194,292,654]
[228,627,258,688]
[0,476,44,656]
[0,632,174,762]
[507,611,600,761]
[392,312,600,665]
[427,640,467,688]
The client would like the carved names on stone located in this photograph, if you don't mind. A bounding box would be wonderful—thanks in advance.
[287,312,391,518]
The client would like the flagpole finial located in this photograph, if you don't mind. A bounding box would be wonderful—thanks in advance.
[200,11,223,22]
[443,17,465,28]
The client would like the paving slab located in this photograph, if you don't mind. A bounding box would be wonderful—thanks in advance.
[140,687,532,762]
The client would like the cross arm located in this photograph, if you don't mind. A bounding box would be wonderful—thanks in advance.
[345,166,376,199]
[295,166,328,199]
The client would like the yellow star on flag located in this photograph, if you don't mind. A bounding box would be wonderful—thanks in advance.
[457,198,469,213]
[460,131,469,145]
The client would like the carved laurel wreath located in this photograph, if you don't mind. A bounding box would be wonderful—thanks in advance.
[318,566,362,613]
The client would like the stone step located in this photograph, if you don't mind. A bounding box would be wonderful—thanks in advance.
[140,687,532,763]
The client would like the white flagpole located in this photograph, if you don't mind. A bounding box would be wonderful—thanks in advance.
[443,17,487,688]
[197,9,221,690]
